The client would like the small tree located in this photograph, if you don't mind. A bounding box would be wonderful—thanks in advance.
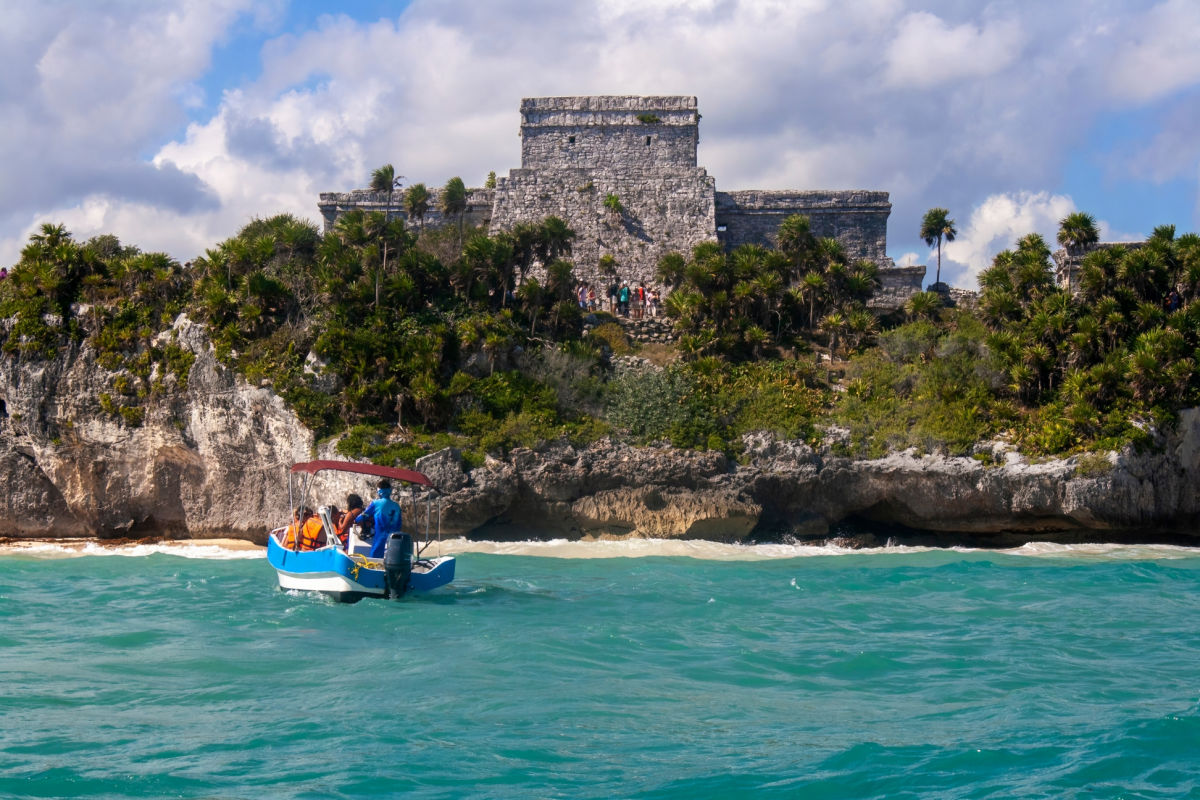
[1057,211,1099,294]
[920,208,957,285]
[370,164,404,306]
[440,176,468,253]
[404,183,431,233]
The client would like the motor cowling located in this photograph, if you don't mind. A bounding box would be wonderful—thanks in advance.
[383,532,413,598]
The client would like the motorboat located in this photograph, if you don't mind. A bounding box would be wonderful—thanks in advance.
[266,460,455,602]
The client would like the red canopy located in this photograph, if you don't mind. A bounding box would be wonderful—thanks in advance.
[290,460,433,487]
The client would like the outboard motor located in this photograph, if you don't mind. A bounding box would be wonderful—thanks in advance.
[383,532,414,598]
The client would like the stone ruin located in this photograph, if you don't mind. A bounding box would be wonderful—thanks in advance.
[318,95,924,306]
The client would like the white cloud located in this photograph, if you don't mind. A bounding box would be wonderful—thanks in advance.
[896,251,921,267]
[1107,0,1200,103]
[3,0,1200,272]
[884,11,1022,88]
[940,191,1076,289]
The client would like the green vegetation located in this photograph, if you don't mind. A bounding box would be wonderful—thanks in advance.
[656,214,878,361]
[4,198,1200,468]
[636,113,661,124]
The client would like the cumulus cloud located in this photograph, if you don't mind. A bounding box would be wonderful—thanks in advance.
[884,11,1022,88]
[939,191,1076,289]
[3,0,1200,273]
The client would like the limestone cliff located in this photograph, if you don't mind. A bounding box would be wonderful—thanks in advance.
[3,317,1200,544]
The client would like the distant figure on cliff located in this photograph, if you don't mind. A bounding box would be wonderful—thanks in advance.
[357,479,402,558]
[0,268,7,281]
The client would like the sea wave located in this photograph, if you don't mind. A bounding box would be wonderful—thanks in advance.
[2,536,1198,563]
[0,539,264,560]
[426,537,1200,562]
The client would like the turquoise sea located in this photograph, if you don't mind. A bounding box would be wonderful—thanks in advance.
[2,538,1199,799]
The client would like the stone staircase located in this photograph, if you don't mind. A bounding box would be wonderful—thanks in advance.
[584,314,678,345]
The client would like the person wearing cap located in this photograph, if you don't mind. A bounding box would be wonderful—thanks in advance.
[356,479,402,558]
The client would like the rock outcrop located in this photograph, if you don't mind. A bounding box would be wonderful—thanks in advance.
[3,318,1200,545]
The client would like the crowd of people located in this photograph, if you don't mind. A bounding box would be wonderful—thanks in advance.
[575,279,661,319]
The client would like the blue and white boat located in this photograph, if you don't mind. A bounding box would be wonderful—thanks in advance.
[266,460,455,603]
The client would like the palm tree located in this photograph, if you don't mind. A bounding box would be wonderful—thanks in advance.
[370,165,404,307]
[404,183,431,233]
[920,207,957,286]
[370,164,404,217]
[777,214,815,267]
[539,216,575,263]
[1057,211,1099,256]
[800,272,826,330]
[1056,211,1099,293]
[440,176,468,253]
[905,290,942,322]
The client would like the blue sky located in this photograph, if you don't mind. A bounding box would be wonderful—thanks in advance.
[4,0,1200,288]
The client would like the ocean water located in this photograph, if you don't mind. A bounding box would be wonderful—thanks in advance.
[2,539,1199,799]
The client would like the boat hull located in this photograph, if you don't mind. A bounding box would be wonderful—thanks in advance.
[266,537,454,602]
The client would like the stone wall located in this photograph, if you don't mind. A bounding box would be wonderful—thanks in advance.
[317,188,494,235]
[490,167,716,287]
[868,264,927,310]
[519,95,698,170]
[491,96,716,287]
[715,190,892,265]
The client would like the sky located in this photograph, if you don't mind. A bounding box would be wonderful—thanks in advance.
[4,0,1200,289]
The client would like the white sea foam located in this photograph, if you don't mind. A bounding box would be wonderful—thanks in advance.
[2,537,1197,563]
[996,541,1200,561]
[0,539,264,560]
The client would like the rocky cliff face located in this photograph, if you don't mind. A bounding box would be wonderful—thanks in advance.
[0,315,313,539]
[3,318,1200,544]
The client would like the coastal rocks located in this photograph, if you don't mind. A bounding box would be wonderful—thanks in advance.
[571,486,760,540]
[5,312,1200,544]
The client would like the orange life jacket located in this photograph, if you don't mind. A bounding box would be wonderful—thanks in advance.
[298,516,325,550]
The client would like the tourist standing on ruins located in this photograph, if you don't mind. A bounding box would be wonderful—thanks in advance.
[587,284,597,311]
[618,282,631,316]
[649,288,661,317]
[607,281,619,314]
[578,283,588,309]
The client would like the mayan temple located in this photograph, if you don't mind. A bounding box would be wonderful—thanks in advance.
[319,95,923,297]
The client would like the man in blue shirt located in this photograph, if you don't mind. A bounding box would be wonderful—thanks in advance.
[357,479,403,558]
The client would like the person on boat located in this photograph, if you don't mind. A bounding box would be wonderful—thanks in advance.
[357,479,402,558]
[336,493,365,548]
[282,507,314,549]
[298,508,327,551]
